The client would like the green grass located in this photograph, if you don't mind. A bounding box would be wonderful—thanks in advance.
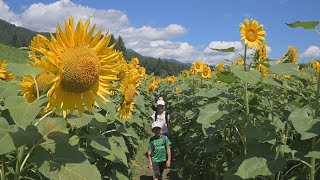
[0,44,29,63]
[131,136,153,179]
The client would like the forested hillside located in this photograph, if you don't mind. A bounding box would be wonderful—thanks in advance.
[0,19,190,76]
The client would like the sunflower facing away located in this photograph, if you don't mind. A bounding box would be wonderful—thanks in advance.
[31,16,123,116]
[118,69,140,119]
[240,19,266,49]
[0,61,14,81]
[20,71,56,103]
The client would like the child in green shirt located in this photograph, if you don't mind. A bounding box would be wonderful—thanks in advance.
[148,121,172,180]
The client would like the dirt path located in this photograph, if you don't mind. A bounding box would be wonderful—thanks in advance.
[138,157,171,180]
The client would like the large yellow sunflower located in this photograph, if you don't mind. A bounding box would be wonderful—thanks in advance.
[31,16,123,116]
[240,19,266,49]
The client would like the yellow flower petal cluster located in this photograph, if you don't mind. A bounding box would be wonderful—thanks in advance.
[118,68,140,120]
[217,63,225,73]
[258,43,267,61]
[240,19,266,49]
[190,60,204,74]
[288,47,298,63]
[175,87,182,93]
[235,58,244,66]
[190,60,212,78]
[0,61,14,81]
[312,61,320,73]
[179,71,191,78]
[167,76,176,84]
[202,66,212,78]
[257,63,269,78]
[25,16,123,116]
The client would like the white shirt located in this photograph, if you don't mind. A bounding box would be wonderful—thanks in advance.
[151,111,169,134]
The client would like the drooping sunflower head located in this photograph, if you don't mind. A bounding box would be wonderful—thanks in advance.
[258,43,268,61]
[118,101,134,120]
[216,62,225,73]
[31,16,123,116]
[0,61,14,81]
[129,57,139,67]
[311,61,320,73]
[148,82,158,93]
[288,47,298,63]
[20,71,56,103]
[138,66,147,78]
[240,19,266,49]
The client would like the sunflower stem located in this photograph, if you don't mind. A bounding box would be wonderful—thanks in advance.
[34,110,53,126]
[242,45,249,156]
[315,28,320,36]
[31,76,40,100]
[310,72,320,180]
[1,155,6,180]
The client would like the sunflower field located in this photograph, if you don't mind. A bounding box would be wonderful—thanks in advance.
[0,16,320,180]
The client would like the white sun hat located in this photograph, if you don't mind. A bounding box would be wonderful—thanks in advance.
[152,121,163,129]
[156,97,165,106]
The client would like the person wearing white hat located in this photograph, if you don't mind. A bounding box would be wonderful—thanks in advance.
[147,121,172,180]
[150,97,170,137]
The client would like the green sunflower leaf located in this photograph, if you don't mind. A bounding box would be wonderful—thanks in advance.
[286,21,319,30]
[210,47,235,52]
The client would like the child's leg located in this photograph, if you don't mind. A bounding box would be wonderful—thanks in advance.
[159,162,166,179]
[152,162,161,180]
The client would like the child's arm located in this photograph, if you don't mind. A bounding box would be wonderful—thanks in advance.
[147,148,152,169]
[166,146,171,168]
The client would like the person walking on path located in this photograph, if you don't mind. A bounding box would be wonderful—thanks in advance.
[150,97,170,137]
[148,121,172,180]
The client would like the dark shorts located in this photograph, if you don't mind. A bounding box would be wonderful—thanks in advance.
[152,161,166,178]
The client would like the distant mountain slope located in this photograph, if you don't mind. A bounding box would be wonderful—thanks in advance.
[0,19,50,48]
[0,19,191,76]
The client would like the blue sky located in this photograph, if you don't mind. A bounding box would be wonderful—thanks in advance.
[1,0,319,64]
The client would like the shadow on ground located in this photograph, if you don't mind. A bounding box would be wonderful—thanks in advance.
[140,175,153,180]
[166,169,183,180]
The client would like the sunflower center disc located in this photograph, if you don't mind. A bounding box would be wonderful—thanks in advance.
[247,29,257,42]
[61,46,101,93]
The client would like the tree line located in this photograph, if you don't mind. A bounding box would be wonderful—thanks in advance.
[0,19,190,76]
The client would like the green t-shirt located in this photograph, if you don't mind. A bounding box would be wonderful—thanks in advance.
[148,135,171,162]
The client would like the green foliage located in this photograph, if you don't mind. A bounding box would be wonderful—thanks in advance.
[210,47,236,52]
[286,21,319,30]
[235,157,285,179]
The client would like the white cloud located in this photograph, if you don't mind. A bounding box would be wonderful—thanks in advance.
[300,46,320,59]
[19,0,129,32]
[120,24,187,41]
[0,0,19,24]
